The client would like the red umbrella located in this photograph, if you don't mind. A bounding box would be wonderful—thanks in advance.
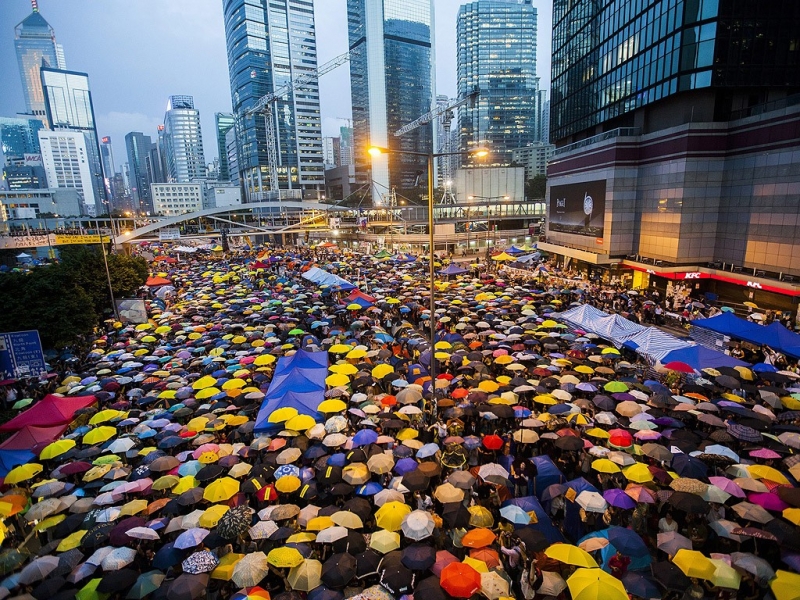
[609,429,633,447]
[663,361,695,374]
[482,435,503,450]
[440,562,481,598]
[451,389,469,399]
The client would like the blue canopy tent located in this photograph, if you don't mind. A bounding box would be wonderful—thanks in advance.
[659,344,749,369]
[578,526,652,572]
[302,266,356,291]
[692,313,800,358]
[437,263,470,276]
[254,350,328,432]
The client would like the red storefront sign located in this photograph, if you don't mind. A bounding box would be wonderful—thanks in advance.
[625,264,800,297]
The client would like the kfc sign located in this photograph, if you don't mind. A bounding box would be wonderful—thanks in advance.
[684,272,702,280]
[746,281,763,289]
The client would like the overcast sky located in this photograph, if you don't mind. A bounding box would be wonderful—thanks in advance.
[0,0,552,166]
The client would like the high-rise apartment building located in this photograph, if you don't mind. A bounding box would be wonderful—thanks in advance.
[222,0,324,199]
[14,2,66,124]
[545,0,800,302]
[38,130,95,214]
[40,67,106,215]
[215,113,235,183]
[163,95,205,183]
[348,0,436,202]
[339,126,354,167]
[323,137,340,169]
[457,0,539,167]
[125,132,153,213]
[0,117,45,167]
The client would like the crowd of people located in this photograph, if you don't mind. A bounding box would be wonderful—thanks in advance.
[0,244,798,600]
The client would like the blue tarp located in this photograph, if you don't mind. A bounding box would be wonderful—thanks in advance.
[578,527,652,572]
[564,477,599,543]
[502,495,565,545]
[254,350,328,432]
[0,450,35,478]
[302,267,356,291]
[660,344,749,370]
[692,313,800,358]
[531,455,566,501]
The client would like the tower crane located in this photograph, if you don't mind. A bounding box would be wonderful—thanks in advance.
[394,89,479,204]
[244,49,358,194]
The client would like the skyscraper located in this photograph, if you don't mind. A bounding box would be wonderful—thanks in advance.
[163,95,205,183]
[38,130,95,213]
[222,0,324,199]
[457,0,539,166]
[125,132,153,213]
[100,136,115,202]
[14,1,66,123]
[0,117,45,167]
[40,66,106,215]
[347,0,436,202]
[215,113,235,183]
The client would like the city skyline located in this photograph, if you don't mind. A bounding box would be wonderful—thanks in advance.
[0,0,553,168]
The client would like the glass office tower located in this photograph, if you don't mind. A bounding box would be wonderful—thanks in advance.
[14,5,66,124]
[457,0,539,166]
[215,113,236,182]
[348,0,435,202]
[0,117,45,166]
[222,0,324,200]
[40,67,106,215]
[125,132,153,213]
[163,95,206,183]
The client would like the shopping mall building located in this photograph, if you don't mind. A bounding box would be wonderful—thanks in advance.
[544,0,800,313]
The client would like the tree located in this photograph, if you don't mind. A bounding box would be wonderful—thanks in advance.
[526,174,547,199]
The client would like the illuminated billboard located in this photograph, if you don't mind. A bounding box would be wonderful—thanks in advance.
[548,180,606,237]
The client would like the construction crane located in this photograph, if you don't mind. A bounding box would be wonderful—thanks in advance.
[394,89,479,204]
[244,49,357,194]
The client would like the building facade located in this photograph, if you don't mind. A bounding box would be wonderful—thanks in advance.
[125,132,154,214]
[0,189,82,222]
[0,117,45,167]
[546,0,800,307]
[222,0,325,199]
[3,165,47,191]
[163,96,205,183]
[511,142,555,180]
[151,183,204,216]
[37,130,95,214]
[215,113,236,183]
[14,5,66,124]
[204,184,242,209]
[40,67,106,215]
[457,0,539,166]
[347,0,436,202]
[323,137,340,169]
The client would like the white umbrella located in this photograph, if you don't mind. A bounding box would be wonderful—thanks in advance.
[125,526,160,541]
[401,510,435,541]
[315,526,349,544]
[538,571,567,596]
[232,552,269,587]
[101,547,137,571]
[575,490,608,513]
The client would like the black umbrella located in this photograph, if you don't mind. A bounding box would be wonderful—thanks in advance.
[98,568,139,593]
[81,523,115,550]
[441,502,471,529]
[331,529,367,555]
[342,498,372,522]
[355,549,382,578]
[166,573,208,600]
[401,544,436,571]
[321,553,357,588]
[652,561,691,592]
[31,575,66,600]
[177,487,205,506]
[668,491,709,514]
[195,464,225,482]
[216,505,253,539]
[380,552,416,595]
[671,454,709,479]
[555,436,583,451]
[715,375,741,389]
[414,576,447,600]
[153,541,188,571]
[514,526,550,552]
[52,548,84,577]
[402,469,430,492]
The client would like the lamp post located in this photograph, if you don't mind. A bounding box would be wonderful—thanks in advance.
[467,195,510,264]
[368,145,488,407]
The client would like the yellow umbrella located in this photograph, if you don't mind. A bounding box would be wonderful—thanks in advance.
[187,417,209,432]
[330,363,358,375]
[783,508,800,526]
[396,428,419,441]
[135,323,152,331]
[158,390,176,399]
[275,475,301,494]
[325,373,350,387]
[56,529,87,552]
[771,570,800,600]
[591,459,621,474]
[211,553,244,580]
[585,428,610,439]
[254,354,276,366]
[89,409,125,425]
[375,501,411,532]
[269,407,299,423]
[478,381,499,393]
[370,529,401,554]
[5,463,43,485]
[199,504,230,528]
[346,348,367,359]
[155,326,172,335]
[203,477,240,502]
[40,439,76,460]
[285,415,317,431]
[305,516,335,531]
[152,475,180,491]
[287,532,317,543]
[328,344,352,354]
[317,399,347,413]
[372,364,394,379]
[192,375,218,390]
[119,499,148,517]
[173,476,198,495]
[267,547,304,568]
[468,505,494,528]
[195,387,221,400]
[223,415,249,427]
[222,379,246,390]
[748,464,789,485]
[494,355,514,365]
[35,514,66,532]
[83,464,111,482]
[622,463,654,483]
[574,365,594,374]
[544,544,598,568]
[672,549,716,580]
[567,568,627,600]
[463,556,489,573]
[534,394,557,405]
[83,426,117,446]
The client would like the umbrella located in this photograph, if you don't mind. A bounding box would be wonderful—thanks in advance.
[544,544,598,568]
[126,571,165,599]
[567,568,628,600]
[166,573,208,600]
[266,547,304,568]
[657,531,692,556]
[288,559,322,592]
[672,549,716,580]
[321,553,356,588]
[439,562,481,598]
[182,551,219,575]
[401,510,435,541]
[232,552,269,587]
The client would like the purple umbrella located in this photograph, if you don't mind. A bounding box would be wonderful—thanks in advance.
[393,457,418,475]
[748,492,789,512]
[603,489,636,510]
[709,476,746,499]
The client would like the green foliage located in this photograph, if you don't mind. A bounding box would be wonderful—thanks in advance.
[0,246,148,349]
[526,175,547,199]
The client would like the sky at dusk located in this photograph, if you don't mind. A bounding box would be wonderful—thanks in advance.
[0,0,552,166]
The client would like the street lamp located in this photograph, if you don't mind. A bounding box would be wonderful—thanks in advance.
[368,144,488,406]
[468,194,510,263]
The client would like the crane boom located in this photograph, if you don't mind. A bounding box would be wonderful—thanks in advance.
[243,48,357,194]
[393,89,479,137]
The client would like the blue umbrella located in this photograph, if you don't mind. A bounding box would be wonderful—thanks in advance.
[607,526,649,557]
[671,454,709,479]
[500,504,531,525]
[352,430,378,448]
[622,572,660,598]
[416,443,440,459]
[355,482,383,496]
[394,457,418,475]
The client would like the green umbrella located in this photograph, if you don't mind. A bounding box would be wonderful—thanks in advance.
[12,398,33,410]
[603,381,629,393]
[126,571,166,599]
[0,548,30,575]
[77,578,108,600]
[288,328,305,335]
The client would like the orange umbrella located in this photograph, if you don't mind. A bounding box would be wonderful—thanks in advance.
[461,528,496,549]
[469,548,501,569]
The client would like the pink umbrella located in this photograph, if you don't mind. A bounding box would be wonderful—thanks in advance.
[431,550,459,576]
[749,448,781,460]
[709,476,746,499]
[240,356,256,365]
[634,430,662,441]
[748,492,789,512]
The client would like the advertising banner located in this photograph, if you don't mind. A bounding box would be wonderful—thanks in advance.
[159,228,181,241]
[549,180,606,237]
